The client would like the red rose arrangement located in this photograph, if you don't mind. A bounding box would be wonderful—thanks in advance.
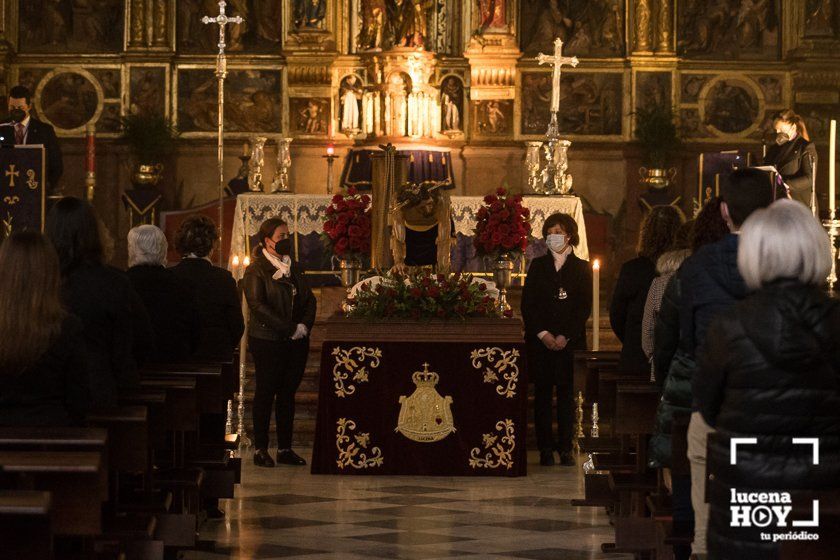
[322,187,372,260]
[473,187,531,257]
[346,270,510,320]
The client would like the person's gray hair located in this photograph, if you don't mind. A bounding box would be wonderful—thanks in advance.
[127,225,168,267]
[737,199,831,290]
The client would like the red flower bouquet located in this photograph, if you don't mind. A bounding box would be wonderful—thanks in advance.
[322,187,372,261]
[473,188,531,257]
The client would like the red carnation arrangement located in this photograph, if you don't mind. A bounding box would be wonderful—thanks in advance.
[322,187,372,260]
[473,187,531,257]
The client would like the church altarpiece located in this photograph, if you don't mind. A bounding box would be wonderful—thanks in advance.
[0,0,836,218]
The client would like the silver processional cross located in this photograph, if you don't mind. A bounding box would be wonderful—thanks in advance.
[536,38,579,116]
[202,1,244,267]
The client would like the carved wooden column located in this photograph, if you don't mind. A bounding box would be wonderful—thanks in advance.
[633,0,653,54]
[152,0,168,47]
[128,0,146,48]
[655,0,674,54]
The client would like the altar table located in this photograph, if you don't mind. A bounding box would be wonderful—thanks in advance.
[311,317,528,476]
[228,193,588,282]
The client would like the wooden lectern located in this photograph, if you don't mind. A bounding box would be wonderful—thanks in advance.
[0,145,47,239]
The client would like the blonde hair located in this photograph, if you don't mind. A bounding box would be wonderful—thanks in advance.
[737,199,831,290]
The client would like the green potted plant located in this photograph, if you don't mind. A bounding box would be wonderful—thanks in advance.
[120,113,179,189]
[633,104,681,189]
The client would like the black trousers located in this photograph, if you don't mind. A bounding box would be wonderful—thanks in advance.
[530,344,575,453]
[250,336,309,451]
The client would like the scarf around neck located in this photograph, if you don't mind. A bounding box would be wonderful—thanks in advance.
[262,248,291,280]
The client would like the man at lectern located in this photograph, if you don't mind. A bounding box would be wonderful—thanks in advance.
[0,85,63,192]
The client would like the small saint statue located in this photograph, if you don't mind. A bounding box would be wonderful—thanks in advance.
[340,76,362,133]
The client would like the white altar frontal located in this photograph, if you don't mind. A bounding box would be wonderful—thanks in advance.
[228,193,588,279]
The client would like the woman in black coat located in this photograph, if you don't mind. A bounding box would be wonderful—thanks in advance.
[46,197,149,407]
[610,205,683,374]
[0,232,90,426]
[243,218,316,468]
[522,213,592,466]
[171,215,244,362]
[763,110,817,208]
[696,200,840,559]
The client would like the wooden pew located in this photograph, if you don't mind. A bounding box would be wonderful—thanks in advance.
[0,490,52,560]
[0,451,104,536]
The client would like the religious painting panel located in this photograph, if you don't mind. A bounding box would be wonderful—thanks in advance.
[291,0,328,31]
[34,69,103,135]
[520,0,625,57]
[679,108,704,138]
[96,102,122,134]
[176,68,283,135]
[473,100,512,137]
[520,71,623,137]
[90,69,121,101]
[439,76,464,134]
[677,0,781,60]
[129,66,168,118]
[471,0,512,37]
[796,101,840,142]
[680,74,713,104]
[177,0,282,54]
[290,97,330,136]
[19,0,125,53]
[356,0,439,51]
[803,0,839,39]
[698,76,763,139]
[635,71,672,112]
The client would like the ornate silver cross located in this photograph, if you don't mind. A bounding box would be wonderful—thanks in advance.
[202,1,244,59]
[536,38,580,114]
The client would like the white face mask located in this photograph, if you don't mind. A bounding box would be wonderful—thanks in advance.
[546,233,567,253]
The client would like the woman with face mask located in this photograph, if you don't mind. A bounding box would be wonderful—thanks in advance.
[762,109,817,209]
[521,213,592,466]
[243,218,317,468]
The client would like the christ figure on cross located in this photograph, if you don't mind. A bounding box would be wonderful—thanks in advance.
[536,38,579,115]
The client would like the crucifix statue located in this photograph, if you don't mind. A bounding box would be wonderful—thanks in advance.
[202,1,244,267]
[536,38,579,116]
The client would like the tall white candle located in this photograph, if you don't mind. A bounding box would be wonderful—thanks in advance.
[592,259,600,352]
[830,119,836,214]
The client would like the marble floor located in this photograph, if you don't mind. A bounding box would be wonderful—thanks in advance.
[185,449,633,560]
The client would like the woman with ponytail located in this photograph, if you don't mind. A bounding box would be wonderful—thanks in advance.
[763,109,818,208]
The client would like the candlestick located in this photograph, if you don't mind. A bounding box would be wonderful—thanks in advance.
[85,124,96,202]
[830,119,836,214]
[324,145,338,194]
[592,259,600,351]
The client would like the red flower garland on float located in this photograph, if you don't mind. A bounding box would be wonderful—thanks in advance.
[322,187,372,260]
[473,188,531,257]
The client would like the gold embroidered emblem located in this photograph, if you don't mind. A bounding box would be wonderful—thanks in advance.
[469,419,516,470]
[332,346,382,398]
[395,363,455,443]
[26,169,38,190]
[470,347,520,398]
[336,418,383,470]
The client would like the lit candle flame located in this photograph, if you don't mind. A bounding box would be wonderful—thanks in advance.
[326,145,335,156]
[243,255,251,267]
[232,255,240,267]
[593,259,600,271]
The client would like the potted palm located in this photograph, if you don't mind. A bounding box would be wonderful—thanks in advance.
[120,113,179,189]
[634,104,681,189]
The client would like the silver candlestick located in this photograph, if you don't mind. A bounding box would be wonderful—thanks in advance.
[271,137,293,193]
[248,136,267,192]
[524,112,574,195]
[824,210,840,292]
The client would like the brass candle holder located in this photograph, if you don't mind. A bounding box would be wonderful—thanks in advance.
[824,209,840,293]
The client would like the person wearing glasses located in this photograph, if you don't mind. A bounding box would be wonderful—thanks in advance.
[243,218,316,468]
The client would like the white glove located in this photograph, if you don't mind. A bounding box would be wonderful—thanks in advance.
[291,323,308,340]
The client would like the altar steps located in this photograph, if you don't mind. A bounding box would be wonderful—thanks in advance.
[239,286,619,449]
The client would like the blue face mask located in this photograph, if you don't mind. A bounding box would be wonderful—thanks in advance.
[546,233,567,253]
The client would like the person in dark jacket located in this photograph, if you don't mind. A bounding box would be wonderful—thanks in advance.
[679,169,776,556]
[127,225,199,364]
[171,215,244,362]
[243,218,316,468]
[46,197,149,407]
[610,205,683,374]
[2,85,63,192]
[763,109,817,208]
[0,232,90,426]
[522,213,592,466]
[696,199,840,559]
